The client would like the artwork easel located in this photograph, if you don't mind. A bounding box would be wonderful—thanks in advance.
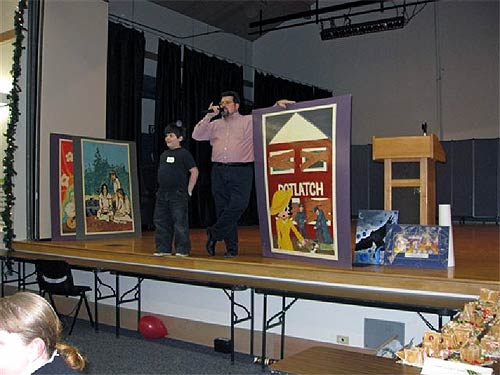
[372,134,446,224]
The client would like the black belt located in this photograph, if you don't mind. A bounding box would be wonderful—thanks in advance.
[213,162,253,167]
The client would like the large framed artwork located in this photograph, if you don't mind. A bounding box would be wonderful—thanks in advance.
[50,134,77,240]
[72,136,141,239]
[253,96,352,267]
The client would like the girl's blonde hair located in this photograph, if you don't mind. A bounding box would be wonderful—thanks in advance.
[0,292,85,370]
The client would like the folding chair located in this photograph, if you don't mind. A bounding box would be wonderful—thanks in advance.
[35,259,94,335]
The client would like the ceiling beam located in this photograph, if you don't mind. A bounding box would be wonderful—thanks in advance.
[249,0,381,28]
[248,0,436,37]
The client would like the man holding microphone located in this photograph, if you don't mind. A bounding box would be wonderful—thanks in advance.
[192,91,293,258]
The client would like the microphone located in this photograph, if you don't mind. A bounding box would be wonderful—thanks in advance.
[201,108,217,114]
[421,122,428,136]
[201,108,226,116]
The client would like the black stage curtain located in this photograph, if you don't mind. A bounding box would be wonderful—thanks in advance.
[136,39,183,229]
[154,39,182,164]
[106,22,145,225]
[182,48,244,228]
[314,86,333,99]
[106,22,145,142]
[253,71,332,109]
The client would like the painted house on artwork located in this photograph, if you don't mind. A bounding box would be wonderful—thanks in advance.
[265,110,337,257]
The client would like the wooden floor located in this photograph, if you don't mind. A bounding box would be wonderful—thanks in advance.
[10,224,500,297]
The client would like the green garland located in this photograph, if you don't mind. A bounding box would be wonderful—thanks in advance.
[2,0,27,250]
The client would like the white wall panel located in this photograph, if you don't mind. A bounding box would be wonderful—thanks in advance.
[38,0,108,238]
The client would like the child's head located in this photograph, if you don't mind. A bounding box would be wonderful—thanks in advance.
[164,121,185,149]
[0,292,85,373]
[0,292,61,374]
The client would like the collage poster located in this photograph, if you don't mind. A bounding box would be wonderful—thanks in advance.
[385,224,449,269]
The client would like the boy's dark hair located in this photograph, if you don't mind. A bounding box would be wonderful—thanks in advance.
[164,120,185,138]
[221,91,241,104]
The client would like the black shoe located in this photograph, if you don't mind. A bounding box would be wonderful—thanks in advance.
[224,251,237,259]
[206,229,216,256]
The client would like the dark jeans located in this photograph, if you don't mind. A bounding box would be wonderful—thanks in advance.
[210,163,253,253]
[153,190,190,254]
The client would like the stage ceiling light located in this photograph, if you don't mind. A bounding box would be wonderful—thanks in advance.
[320,16,406,40]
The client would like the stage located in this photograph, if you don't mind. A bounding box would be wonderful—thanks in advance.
[8,224,499,297]
[3,224,499,364]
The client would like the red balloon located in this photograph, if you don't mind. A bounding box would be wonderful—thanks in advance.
[139,315,168,339]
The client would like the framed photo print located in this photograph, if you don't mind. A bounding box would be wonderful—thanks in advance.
[73,136,141,239]
[253,96,352,267]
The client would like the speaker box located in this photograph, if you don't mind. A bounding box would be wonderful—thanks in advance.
[214,337,231,353]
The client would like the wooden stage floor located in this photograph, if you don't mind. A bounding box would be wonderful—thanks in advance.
[10,224,499,298]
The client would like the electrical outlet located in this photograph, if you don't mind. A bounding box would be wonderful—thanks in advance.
[336,335,349,345]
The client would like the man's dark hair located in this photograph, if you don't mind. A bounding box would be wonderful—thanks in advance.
[221,91,241,104]
[164,121,185,139]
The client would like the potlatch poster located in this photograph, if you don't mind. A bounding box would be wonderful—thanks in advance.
[265,104,338,258]
[253,96,352,267]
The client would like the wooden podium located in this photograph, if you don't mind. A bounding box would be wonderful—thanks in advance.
[372,134,446,224]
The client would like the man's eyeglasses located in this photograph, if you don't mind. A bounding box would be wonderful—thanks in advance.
[219,100,234,106]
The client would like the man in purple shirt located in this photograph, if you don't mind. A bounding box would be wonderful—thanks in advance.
[192,91,293,258]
